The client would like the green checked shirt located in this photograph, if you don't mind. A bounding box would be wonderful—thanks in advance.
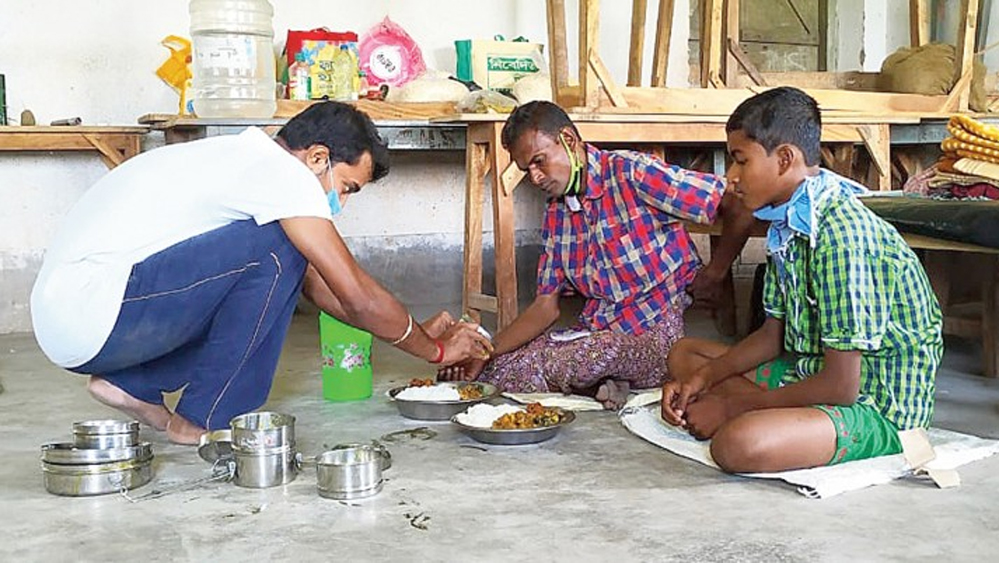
[762,171,943,430]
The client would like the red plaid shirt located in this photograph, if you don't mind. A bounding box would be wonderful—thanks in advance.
[537,144,725,335]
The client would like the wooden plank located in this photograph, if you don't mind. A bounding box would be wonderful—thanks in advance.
[700,0,725,88]
[589,53,629,108]
[955,0,981,112]
[82,134,126,168]
[858,124,891,190]
[275,100,457,121]
[467,293,499,313]
[462,133,490,319]
[651,0,675,87]
[903,233,999,254]
[434,111,919,125]
[579,0,601,108]
[909,0,930,47]
[943,67,974,114]
[732,71,880,91]
[546,0,570,96]
[628,0,649,87]
[489,124,519,328]
[501,161,526,196]
[723,0,740,87]
[568,121,866,144]
[570,86,950,116]
[0,126,148,134]
[818,0,829,71]
[727,39,767,86]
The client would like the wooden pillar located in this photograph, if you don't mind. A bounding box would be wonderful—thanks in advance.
[955,0,981,112]
[628,0,648,86]
[909,0,930,47]
[723,0,740,87]
[651,0,675,87]
[579,0,601,107]
[546,0,570,105]
[700,0,725,87]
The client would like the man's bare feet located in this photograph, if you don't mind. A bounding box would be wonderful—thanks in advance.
[595,380,631,410]
[87,376,170,430]
[165,413,206,445]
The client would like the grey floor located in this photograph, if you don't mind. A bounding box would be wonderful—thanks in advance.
[2,300,999,562]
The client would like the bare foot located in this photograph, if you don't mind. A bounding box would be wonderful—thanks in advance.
[87,376,170,430]
[166,413,206,445]
[595,380,631,410]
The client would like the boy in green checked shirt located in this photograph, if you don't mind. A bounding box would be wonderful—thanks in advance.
[661,87,943,473]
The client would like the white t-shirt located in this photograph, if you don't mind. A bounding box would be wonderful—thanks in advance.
[31,127,331,368]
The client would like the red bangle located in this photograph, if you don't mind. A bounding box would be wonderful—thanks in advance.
[430,340,445,364]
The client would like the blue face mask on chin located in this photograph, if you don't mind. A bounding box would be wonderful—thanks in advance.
[325,160,342,217]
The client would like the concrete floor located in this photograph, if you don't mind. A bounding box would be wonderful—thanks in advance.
[2,303,999,562]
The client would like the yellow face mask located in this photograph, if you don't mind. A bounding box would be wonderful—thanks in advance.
[560,134,583,196]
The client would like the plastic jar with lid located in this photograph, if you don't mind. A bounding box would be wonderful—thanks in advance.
[189,0,276,118]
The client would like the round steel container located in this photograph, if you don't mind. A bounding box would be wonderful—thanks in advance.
[229,412,297,488]
[41,458,152,497]
[230,412,295,451]
[72,419,140,449]
[232,445,298,488]
[315,445,387,500]
[41,442,153,465]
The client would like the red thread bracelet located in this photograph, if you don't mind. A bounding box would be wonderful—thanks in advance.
[430,340,445,364]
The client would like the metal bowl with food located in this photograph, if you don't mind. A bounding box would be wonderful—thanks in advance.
[387,381,499,421]
[451,406,576,446]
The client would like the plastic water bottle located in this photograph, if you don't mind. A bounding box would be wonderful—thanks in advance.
[330,45,357,102]
[288,53,311,101]
[189,0,277,118]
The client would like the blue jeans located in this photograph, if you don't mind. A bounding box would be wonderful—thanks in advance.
[72,220,307,430]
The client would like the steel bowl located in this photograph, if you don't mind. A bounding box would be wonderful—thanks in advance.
[451,409,576,445]
[232,445,298,489]
[197,429,234,463]
[229,411,295,452]
[315,445,387,500]
[41,442,153,465]
[72,419,140,449]
[42,458,152,496]
[387,382,499,421]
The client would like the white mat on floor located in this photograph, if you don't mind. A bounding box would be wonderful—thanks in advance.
[620,405,999,499]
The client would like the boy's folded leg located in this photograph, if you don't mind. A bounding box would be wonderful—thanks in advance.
[709,407,838,473]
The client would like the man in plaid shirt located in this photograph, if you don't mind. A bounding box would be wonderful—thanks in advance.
[439,101,755,409]
[662,87,943,472]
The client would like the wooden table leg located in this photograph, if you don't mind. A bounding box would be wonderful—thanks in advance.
[489,124,519,329]
[462,130,489,322]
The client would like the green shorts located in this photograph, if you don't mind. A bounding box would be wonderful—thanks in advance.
[753,359,903,465]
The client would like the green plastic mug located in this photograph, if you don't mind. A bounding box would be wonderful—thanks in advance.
[319,312,373,402]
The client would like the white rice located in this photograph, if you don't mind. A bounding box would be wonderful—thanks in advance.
[455,403,524,428]
[395,385,461,402]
